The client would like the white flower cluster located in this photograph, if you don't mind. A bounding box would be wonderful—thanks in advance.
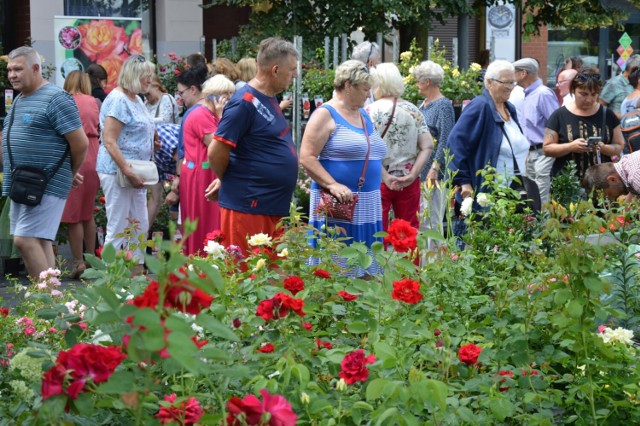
[204,240,226,260]
[599,326,634,345]
[461,193,493,217]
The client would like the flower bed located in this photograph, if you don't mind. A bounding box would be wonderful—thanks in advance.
[2,185,640,424]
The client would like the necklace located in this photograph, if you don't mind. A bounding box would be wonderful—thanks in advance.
[498,105,510,122]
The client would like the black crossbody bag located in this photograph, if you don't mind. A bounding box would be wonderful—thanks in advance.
[6,97,69,206]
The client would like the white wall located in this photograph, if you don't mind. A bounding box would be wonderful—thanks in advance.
[30,0,64,84]
[155,0,203,61]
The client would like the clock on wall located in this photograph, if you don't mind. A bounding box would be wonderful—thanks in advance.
[488,5,514,29]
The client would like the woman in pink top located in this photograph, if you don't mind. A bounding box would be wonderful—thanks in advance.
[60,71,101,278]
[178,72,234,255]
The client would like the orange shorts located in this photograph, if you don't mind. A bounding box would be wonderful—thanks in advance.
[220,207,283,255]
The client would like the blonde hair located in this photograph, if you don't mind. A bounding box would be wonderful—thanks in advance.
[214,58,239,82]
[151,75,168,93]
[371,63,404,98]
[202,74,236,96]
[63,70,91,95]
[334,60,375,91]
[117,55,155,93]
[236,57,257,82]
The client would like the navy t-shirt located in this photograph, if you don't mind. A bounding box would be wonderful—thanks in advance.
[214,85,298,216]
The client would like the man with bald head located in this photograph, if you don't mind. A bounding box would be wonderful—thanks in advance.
[556,68,578,105]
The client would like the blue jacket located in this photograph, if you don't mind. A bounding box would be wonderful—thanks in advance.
[448,89,520,192]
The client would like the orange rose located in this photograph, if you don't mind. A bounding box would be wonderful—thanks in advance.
[99,54,126,93]
[78,20,127,61]
[128,28,143,55]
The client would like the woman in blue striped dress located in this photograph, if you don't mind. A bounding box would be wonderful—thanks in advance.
[300,60,387,276]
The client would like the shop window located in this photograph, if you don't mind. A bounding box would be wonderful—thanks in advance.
[64,0,149,18]
[547,27,599,86]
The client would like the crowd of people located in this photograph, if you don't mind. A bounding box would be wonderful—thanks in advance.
[2,41,639,279]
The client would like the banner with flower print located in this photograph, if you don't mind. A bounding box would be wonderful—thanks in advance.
[54,16,143,93]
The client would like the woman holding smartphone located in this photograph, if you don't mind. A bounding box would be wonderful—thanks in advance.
[544,70,624,181]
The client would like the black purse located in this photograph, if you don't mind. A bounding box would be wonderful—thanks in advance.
[6,97,69,206]
[501,124,542,214]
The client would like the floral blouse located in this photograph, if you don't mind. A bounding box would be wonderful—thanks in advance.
[365,98,429,176]
[146,93,180,125]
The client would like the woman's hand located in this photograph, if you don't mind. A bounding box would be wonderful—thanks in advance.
[460,184,473,199]
[570,138,592,153]
[326,182,354,203]
[213,95,228,118]
[280,98,292,111]
[123,167,146,188]
[72,173,84,188]
[394,172,418,190]
[205,178,221,202]
[426,168,439,186]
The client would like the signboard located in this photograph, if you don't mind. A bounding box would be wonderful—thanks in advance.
[485,2,517,62]
[54,16,142,92]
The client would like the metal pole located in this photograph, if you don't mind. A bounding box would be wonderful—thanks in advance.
[199,35,205,55]
[457,13,469,69]
[453,38,459,68]
[341,33,348,63]
[377,32,383,62]
[231,37,237,58]
[212,39,217,63]
[427,36,433,60]
[333,37,339,68]
[324,36,330,70]
[392,33,399,63]
[294,36,303,150]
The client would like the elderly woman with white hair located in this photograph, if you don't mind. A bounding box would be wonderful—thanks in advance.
[448,60,529,203]
[413,60,455,234]
[179,73,234,255]
[365,63,433,231]
[96,54,156,266]
[300,60,387,276]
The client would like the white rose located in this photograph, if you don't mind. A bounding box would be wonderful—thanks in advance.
[460,197,474,216]
[277,248,289,257]
[476,193,491,208]
[254,258,267,271]
[248,233,272,247]
[600,327,634,345]
[204,240,226,260]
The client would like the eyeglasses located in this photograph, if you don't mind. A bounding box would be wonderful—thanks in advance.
[135,55,146,63]
[365,43,375,65]
[575,72,601,82]
[491,78,517,87]
[176,88,188,97]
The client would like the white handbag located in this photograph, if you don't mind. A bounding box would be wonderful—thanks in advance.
[116,159,159,188]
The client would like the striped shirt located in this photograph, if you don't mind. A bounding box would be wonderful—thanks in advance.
[1,84,82,199]
[614,151,640,195]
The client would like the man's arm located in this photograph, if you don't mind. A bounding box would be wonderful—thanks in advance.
[208,138,232,180]
[64,128,88,175]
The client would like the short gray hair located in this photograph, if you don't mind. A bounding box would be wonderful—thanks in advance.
[256,37,298,71]
[352,41,379,64]
[8,46,42,74]
[117,55,155,93]
[627,54,640,73]
[413,60,445,86]
[372,63,404,98]
[202,74,236,95]
[334,60,375,91]
[484,60,515,88]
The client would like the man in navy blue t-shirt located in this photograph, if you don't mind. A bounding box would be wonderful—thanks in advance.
[207,38,299,254]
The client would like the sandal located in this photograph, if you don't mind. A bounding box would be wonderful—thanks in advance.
[68,260,86,280]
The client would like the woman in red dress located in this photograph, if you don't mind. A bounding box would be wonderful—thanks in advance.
[178,70,234,255]
[60,71,100,278]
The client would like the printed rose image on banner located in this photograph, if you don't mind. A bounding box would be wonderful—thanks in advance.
[54,16,142,92]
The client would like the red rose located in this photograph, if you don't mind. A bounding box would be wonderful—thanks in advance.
[191,336,208,349]
[41,344,126,400]
[258,343,275,353]
[227,389,297,426]
[339,349,376,384]
[314,269,331,279]
[283,275,305,295]
[391,278,423,304]
[301,322,312,331]
[0,307,8,317]
[232,318,242,328]
[256,299,276,321]
[522,369,540,376]
[338,290,358,301]
[434,328,441,336]
[95,246,103,258]
[99,196,106,203]
[458,343,482,365]
[316,339,333,350]
[496,370,514,392]
[384,219,417,252]
[256,293,305,320]
[156,393,203,425]
[204,230,224,243]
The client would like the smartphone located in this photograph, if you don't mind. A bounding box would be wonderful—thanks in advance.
[586,136,602,147]
[207,94,221,103]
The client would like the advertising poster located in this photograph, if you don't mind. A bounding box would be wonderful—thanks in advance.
[485,2,516,62]
[54,16,142,92]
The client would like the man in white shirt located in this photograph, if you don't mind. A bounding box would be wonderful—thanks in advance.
[556,69,578,106]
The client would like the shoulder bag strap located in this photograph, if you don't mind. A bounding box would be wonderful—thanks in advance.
[379,97,397,139]
[500,124,522,176]
[155,94,166,118]
[601,105,607,144]
[358,113,372,193]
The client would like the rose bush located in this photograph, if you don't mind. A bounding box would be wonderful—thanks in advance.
[1,176,640,424]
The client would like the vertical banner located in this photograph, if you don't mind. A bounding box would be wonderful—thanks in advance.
[485,3,516,62]
[54,16,142,92]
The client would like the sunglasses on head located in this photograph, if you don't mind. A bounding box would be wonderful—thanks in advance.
[365,43,375,64]
[575,72,601,82]
[135,55,146,63]
[350,65,369,83]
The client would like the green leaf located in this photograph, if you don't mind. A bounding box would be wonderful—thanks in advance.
[490,397,515,421]
[424,379,448,412]
[366,378,388,401]
[96,371,136,394]
[347,321,368,334]
[373,342,396,362]
[101,243,116,263]
[36,308,60,320]
[196,314,239,341]
[292,363,310,388]
[566,300,583,319]
[374,407,398,426]
[353,401,374,411]
[584,276,604,293]
[166,331,200,373]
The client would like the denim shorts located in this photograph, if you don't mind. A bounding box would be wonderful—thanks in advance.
[10,194,66,241]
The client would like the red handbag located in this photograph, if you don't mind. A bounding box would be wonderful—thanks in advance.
[315,113,371,221]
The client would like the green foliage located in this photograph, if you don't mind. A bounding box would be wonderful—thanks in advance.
[551,161,585,207]
[300,68,335,102]
[155,53,188,96]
